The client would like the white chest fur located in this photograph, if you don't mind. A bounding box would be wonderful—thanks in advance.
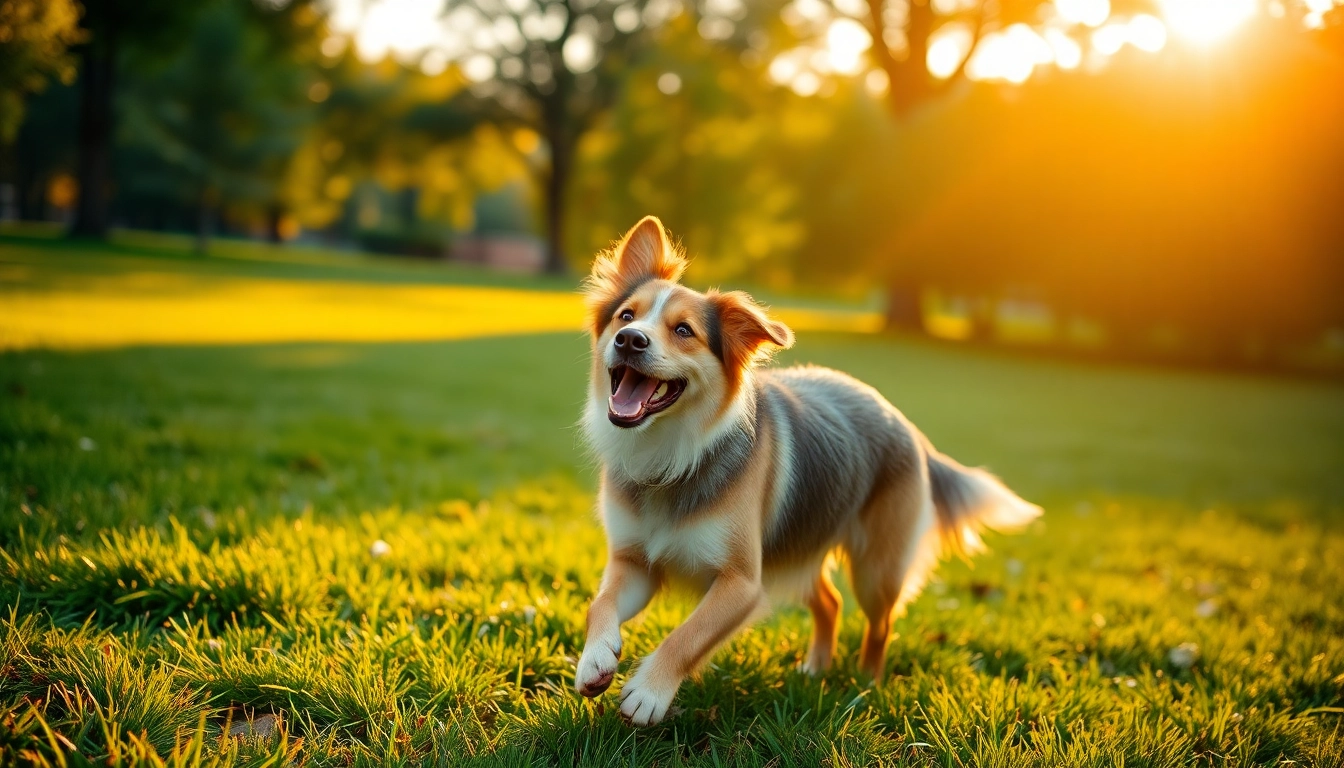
[602,499,732,574]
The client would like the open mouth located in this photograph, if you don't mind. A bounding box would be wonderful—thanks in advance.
[607,365,686,428]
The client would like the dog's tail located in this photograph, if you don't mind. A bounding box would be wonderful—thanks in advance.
[926,448,1042,556]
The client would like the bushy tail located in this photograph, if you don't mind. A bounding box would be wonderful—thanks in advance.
[926,449,1042,556]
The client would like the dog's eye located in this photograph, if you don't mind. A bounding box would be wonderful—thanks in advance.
[619,309,634,322]
[675,323,694,338]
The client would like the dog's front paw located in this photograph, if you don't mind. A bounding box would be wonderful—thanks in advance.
[575,642,620,697]
[798,654,830,677]
[618,664,679,726]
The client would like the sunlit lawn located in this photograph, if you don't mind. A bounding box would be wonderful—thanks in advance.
[0,229,880,351]
[1,233,1342,766]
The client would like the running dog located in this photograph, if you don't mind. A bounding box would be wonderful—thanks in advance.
[574,216,1041,725]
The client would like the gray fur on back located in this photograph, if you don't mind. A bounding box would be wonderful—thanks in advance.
[759,366,922,564]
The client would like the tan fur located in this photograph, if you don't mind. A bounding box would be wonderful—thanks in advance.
[574,216,1040,726]
[802,569,841,674]
[706,290,794,397]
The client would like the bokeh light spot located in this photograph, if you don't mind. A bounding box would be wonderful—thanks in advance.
[1160,0,1256,44]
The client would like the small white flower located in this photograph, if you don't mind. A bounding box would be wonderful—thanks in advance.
[206,638,224,652]
[78,437,97,451]
[523,606,537,624]
[1169,642,1200,669]
[369,539,392,558]
[476,624,491,639]
[1124,678,1138,687]
[1195,599,1217,618]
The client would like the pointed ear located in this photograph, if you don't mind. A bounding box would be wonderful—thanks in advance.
[583,216,687,334]
[710,290,794,373]
[613,216,684,284]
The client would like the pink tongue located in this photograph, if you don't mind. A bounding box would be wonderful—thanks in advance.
[610,370,660,419]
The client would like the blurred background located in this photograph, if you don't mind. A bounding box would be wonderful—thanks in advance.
[2,0,1343,369]
[2,6,1344,761]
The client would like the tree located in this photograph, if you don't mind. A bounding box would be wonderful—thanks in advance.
[9,80,78,220]
[117,0,318,252]
[573,13,897,293]
[67,0,321,240]
[67,0,195,237]
[276,50,506,245]
[434,0,696,272]
[0,0,82,145]
[879,21,1344,358]
[770,0,1344,331]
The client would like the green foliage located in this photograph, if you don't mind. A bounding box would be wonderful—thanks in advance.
[574,15,901,293]
[2,242,1343,765]
[0,0,82,144]
[116,1,320,249]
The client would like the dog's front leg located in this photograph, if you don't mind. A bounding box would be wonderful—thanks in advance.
[576,548,660,697]
[618,570,764,726]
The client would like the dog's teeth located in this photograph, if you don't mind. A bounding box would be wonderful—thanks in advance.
[654,382,667,399]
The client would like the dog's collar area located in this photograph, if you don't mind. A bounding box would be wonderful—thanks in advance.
[608,365,686,428]
[614,415,757,520]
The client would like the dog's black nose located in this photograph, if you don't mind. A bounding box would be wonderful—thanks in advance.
[614,328,650,353]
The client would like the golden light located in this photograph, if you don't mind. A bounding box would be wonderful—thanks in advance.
[864,68,889,96]
[768,52,802,85]
[1160,0,1257,44]
[966,24,1052,84]
[334,0,451,63]
[824,18,872,75]
[1127,14,1168,53]
[1044,28,1082,70]
[1300,0,1341,28]
[791,71,822,96]
[1055,0,1111,27]
[1091,22,1128,55]
[927,25,974,80]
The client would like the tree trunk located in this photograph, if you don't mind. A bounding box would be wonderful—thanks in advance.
[71,0,117,239]
[542,126,572,275]
[14,156,38,221]
[195,185,212,255]
[884,278,924,332]
[866,0,938,117]
[266,204,284,243]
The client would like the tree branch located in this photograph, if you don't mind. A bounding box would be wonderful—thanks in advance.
[932,3,986,97]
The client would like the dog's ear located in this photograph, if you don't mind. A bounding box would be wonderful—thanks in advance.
[710,290,794,374]
[613,216,684,283]
[584,216,687,333]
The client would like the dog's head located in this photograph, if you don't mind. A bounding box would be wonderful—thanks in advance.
[583,216,794,432]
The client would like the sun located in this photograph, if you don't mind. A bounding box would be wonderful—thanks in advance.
[1160,0,1257,45]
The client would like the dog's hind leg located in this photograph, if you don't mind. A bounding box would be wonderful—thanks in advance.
[850,559,899,681]
[848,474,936,683]
[800,566,841,675]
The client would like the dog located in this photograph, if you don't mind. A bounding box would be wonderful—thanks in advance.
[574,216,1041,726]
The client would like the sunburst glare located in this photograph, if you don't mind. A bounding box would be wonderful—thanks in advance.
[1160,0,1257,44]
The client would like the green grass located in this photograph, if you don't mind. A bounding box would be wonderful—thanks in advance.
[0,225,581,292]
[2,241,1344,766]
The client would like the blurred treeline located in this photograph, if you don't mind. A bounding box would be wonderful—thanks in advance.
[2,0,1343,366]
